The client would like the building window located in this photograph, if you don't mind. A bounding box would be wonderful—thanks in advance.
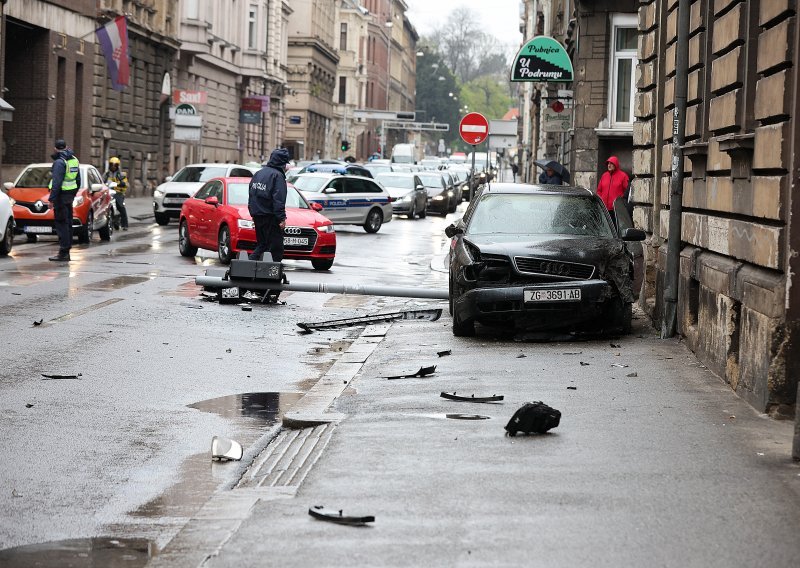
[185,0,199,19]
[340,23,348,51]
[609,14,637,127]
[248,6,258,49]
[339,76,347,104]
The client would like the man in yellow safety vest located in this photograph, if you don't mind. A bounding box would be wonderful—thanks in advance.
[48,139,81,262]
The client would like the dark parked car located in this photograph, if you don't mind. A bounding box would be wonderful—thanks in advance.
[445,183,645,337]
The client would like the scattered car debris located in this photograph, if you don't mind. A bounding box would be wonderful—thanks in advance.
[611,363,629,368]
[626,372,638,377]
[25,403,34,408]
[41,373,82,380]
[436,349,452,357]
[309,506,374,526]
[563,351,582,355]
[241,306,253,312]
[580,362,590,366]
[446,413,491,420]
[33,319,43,326]
[11,489,22,498]
[516,353,527,358]
[225,348,232,353]
[211,436,243,461]
[441,392,504,403]
[182,303,203,309]
[297,308,442,332]
[610,343,621,348]
[385,365,436,380]
[12,292,21,296]
[567,386,577,390]
[505,401,561,436]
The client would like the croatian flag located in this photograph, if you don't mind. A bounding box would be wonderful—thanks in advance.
[96,16,130,91]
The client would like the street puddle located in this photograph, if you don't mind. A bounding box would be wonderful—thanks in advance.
[109,243,158,255]
[411,413,493,421]
[159,280,202,298]
[0,537,154,567]
[130,392,303,520]
[81,275,151,291]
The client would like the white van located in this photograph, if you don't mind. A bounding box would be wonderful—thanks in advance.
[390,143,417,164]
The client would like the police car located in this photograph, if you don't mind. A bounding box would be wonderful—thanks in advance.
[288,172,393,233]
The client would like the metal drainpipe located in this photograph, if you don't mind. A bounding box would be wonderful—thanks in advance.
[661,0,690,339]
[789,0,800,461]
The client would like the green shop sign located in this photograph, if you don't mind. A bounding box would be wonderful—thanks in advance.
[511,36,574,83]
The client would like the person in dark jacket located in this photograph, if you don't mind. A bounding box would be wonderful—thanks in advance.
[538,166,563,185]
[248,148,291,262]
[48,139,81,262]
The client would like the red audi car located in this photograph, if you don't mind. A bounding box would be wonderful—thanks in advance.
[178,177,336,270]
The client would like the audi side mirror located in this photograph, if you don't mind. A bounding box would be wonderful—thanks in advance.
[310,202,323,211]
[90,183,103,193]
[444,224,463,238]
[416,184,424,191]
[165,176,173,182]
[205,196,219,206]
[3,182,12,190]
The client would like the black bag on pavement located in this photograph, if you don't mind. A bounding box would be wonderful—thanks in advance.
[505,401,561,436]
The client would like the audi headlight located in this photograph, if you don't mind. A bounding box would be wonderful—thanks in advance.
[153,189,164,198]
[237,219,254,229]
[317,224,335,233]
[72,195,85,207]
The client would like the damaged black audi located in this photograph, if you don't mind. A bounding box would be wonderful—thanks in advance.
[445,184,645,337]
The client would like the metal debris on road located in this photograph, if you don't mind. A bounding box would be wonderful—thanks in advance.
[211,436,243,461]
[241,306,253,312]
[225,348,232,353]
[441,392,504,403]
[516,353,527,358]
[626,372,638,377]
[33,319,43,326]
[41,374,82,380]
[611,363,629,368]
[309,506,375,526]
[437,349,452,357]
[567,386,577,390]
[385,365,437,380]
[446,413,491,420]
[580,361,590,366]
[610,343,621,348]
[563,351,582,355]
[25,403,34,408]
[297,308,442,333]
[181,303,203,309]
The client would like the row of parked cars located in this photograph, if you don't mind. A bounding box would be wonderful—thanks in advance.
[164,159,477,271]
[0,162,118,256]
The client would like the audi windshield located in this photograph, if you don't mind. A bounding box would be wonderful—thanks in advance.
[467,193,614,237]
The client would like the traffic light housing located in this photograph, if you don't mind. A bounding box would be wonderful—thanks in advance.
[341,140,350,152]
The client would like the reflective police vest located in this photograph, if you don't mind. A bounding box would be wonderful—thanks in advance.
[49,157,80,191]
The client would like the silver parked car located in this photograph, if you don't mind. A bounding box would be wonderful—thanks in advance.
[374,172,427,219]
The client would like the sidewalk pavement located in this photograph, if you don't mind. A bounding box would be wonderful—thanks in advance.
[149,306,800,567]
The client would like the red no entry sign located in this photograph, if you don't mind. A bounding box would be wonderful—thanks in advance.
[459,112,489,145]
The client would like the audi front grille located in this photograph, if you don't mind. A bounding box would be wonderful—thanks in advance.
[514,256,595,279]
[283,226,318,252]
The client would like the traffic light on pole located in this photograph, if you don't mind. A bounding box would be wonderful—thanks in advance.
[341,140,350,152]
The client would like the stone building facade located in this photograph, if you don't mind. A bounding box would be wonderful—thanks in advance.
[94,0,179,196]
[1,1,95,182]
[635,0,799,418]
[284,0,339,161]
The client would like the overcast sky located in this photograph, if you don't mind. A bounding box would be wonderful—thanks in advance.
[405,0,523,47]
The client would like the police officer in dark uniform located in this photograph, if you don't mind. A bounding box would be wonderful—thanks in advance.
[248,148,290,262]
[48,139,81,262]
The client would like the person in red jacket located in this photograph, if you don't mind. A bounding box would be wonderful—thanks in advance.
[596,155,630,227]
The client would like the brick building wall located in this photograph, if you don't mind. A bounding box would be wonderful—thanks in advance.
[635,0,797,416]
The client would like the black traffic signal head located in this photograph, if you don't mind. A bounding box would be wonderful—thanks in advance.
[341,140,350,151]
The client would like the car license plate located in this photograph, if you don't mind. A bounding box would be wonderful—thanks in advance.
[25,226,52,234]
[284,237,308,246]
[524,288,581,302]
[162,198,185,205]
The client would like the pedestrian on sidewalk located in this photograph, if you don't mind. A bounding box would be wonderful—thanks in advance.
[510,161,519,182]
[596,155,630,228]
[48,139,81,262]
[248,148,290,262]
[104,156,129,230]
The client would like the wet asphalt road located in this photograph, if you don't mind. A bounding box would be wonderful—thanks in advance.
[0,205,456,553]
